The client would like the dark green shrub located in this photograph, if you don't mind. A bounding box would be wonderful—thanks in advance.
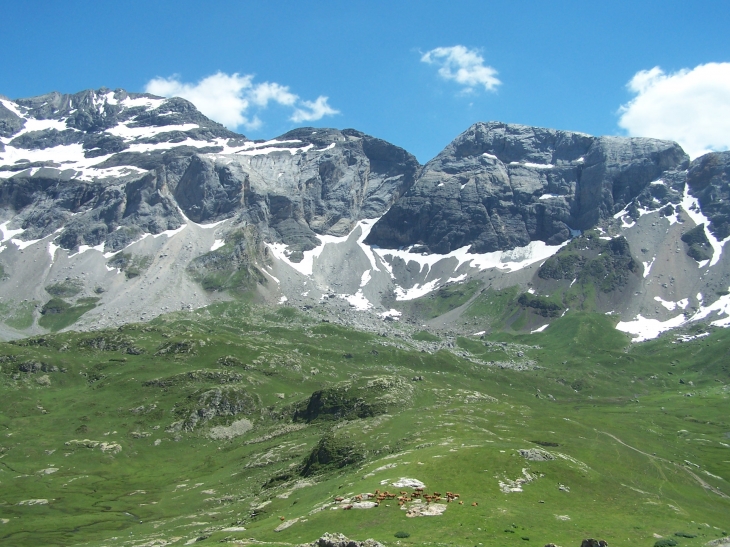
[654,539,677,547]
[517,293,564,317]
[45,279,83,297]
[41,298,71,315]
[394,531,410,538]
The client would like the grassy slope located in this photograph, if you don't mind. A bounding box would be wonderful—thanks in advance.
[398,280,483,320]
[0,305,728,547]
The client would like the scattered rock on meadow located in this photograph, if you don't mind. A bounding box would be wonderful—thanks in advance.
[520,448,555,461]
[304,532,384,547]
[404,500,447,517]
[208,418,253,440]
[274,517,299,532]
[392,478,425,488]
[35,374,51,386]
[18,499,49,505]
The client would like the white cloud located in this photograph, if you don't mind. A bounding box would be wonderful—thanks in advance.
[249,82,298,107]
[291,96,339,123]
[618,62,730,159]
[421,45,501,92]
[145,71,338,132]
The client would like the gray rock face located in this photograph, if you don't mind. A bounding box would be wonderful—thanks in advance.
[0,167,185,250]
[0,91,418,256]
[0,102,25,138]
[686,151,730,240]
[366,122,688,253]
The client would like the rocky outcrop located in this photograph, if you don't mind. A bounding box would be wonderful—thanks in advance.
[174,387,258,431]
[366,121,688,253]
[0,100,24,138]
[303,533,383,547]
[686,151,730,240]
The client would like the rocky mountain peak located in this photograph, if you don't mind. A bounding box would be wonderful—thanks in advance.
[365,121,688,254]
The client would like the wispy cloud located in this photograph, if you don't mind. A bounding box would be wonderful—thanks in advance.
[291,96,339,123]
[145,72,339,132]
[618,62,730,159]
[421,45,501,93]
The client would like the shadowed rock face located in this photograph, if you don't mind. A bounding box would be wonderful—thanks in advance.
[171,128,420,252]
[686,151,730,240]
[0,102,25,139]
[365,122,688,253]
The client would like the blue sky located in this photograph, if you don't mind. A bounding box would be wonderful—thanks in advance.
[3,0,730,162]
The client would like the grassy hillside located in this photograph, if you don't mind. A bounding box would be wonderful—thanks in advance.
[0,303,728,547]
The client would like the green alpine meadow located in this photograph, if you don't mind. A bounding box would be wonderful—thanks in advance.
[0,301,728,546]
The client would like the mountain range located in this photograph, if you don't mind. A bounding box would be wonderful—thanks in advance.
[1,87,729,342]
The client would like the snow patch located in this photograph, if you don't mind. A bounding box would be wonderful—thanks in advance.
[106,123,199,140]
[152,224,186,239]
[210,239,225,252]
[377,240,564,275]
[0,98,24,118]
[360,270,371,287]
[692,290,730,327]
[674,332,710,343]
[120,96,165,109]
[681,186,729,267]
[10,237,42,250]
[618,289,730,341]
[643,258,655,278]
[341,290,372,311]
[69,242,105,258]
[654,296,678,311]
[234,142,313,156]
[268,218,382,277]
[616,314,687,342]
[531,324,548,333]
[48,241,60,263]
[379,309,402,320]
[261,269,280,284]
[381,240,565,301]
[0,221,24,242]
[196,218,229,229]
[394,279,441,301]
